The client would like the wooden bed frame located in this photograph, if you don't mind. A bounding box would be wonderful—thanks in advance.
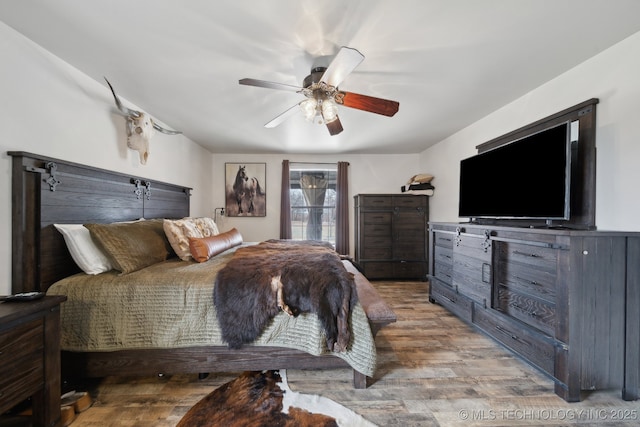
[9,151,396,388]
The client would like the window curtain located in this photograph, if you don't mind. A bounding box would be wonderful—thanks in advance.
[335,161,350,255]
[280,160,292,239]
[300,174,327,240]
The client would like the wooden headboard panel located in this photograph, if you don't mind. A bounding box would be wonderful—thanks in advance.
[9,152,191,294]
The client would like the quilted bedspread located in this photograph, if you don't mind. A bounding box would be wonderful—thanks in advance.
[46,244,377,377]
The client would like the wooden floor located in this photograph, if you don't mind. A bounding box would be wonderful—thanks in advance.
[60,281,640,426]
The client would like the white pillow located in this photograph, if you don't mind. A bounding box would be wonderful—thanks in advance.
[163,217,220,261]
[54,224,113,274]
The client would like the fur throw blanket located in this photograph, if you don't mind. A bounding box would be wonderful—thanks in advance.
[214,240,357,352]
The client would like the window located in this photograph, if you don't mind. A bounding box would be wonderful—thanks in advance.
[289,163,337,244]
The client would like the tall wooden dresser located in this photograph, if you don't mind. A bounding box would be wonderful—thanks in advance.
[354,194,428,280]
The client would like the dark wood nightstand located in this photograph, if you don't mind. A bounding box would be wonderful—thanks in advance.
[0,295,66,427]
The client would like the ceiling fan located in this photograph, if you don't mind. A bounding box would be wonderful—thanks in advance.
[239,47,399,136]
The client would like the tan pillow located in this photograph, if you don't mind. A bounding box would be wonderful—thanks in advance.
[163,217,220,261]
[189,228,243,263]
[85,219,170,274]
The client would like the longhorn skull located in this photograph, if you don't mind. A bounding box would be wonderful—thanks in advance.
[104,77,181,165]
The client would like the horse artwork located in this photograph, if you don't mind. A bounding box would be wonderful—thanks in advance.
[225,163,266,217]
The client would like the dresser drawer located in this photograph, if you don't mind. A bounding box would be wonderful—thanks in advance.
[363,235,392,248]
[474,307,555,376]
[392,196,427,209]
[363,212,392,224]
[360,196,392,208]
[497,241,558,272]
[495,261,556,304]
[433,261,453,285]
[363,223,391,236]
[434,246,453,265]
[495,285,556,335]
[0,319,44,405]
[362,247,392,259]
[0,318,43,360]
[431,279,473,323]
[433,231,454,249]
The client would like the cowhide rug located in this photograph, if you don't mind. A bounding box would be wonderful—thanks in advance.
[177,370,377,427]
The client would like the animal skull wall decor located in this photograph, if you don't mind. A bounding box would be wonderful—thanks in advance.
[104,77,182,165]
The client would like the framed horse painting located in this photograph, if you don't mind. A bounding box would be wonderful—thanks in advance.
[225,163,267,217]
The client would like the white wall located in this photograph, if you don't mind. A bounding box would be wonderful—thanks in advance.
[210,153,421,254]
[420,30,640,232]
[0,22,214,294]
[0,22,421,295]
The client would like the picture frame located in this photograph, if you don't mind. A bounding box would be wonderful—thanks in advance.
[224,163,267,217]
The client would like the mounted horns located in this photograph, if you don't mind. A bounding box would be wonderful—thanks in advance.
[104,77,181,164]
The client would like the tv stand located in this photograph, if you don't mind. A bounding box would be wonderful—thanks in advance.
[428,222,640,402]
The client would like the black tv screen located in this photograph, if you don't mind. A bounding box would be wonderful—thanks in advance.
[458,121,572,220]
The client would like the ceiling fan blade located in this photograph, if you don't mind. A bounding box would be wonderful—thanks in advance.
[239,78,302,92]
[337,91,399,117]
[321,47,365,88]
[326,117,344,136]
[264,104,301,128]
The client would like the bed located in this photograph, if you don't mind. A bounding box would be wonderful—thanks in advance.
[9,151,396,388]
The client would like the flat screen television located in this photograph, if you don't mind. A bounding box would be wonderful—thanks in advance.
[458,121,573,221]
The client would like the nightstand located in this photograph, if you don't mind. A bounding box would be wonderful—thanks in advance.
[0,295,66,427]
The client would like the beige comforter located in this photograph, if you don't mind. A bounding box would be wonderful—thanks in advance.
[46,245,377,377]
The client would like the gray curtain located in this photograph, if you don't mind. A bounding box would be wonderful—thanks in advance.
[279,160,291,239]
[300,174,327,240]
[335,161,349,255]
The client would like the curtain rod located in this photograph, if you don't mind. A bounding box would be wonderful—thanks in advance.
[287,161,350,165]
[289,161,335,165]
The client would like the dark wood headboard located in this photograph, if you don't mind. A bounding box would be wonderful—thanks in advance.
[9,152,192,294]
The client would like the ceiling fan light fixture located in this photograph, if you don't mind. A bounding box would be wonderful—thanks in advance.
[300,98,317,121]
[321,98,338,123]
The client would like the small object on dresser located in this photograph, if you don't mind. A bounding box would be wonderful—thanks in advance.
[0,291,46,302]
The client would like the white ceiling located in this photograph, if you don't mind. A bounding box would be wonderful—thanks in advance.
[2,0,640,154]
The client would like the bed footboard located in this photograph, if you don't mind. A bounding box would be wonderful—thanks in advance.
[62,346,370,388]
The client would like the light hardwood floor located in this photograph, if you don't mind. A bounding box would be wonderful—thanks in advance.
[64,281,640,426]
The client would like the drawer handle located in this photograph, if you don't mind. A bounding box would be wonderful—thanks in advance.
[510,302,538,318]
[513,250,541,258]
[514,276,540,286]
[495,325,516,339]
[495,325,530,345]
[438,237,452,242]
[444,295,457,304]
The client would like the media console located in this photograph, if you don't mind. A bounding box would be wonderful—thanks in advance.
[428,222,640,402]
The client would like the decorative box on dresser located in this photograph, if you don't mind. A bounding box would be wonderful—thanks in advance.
[354,194,428,280]
[428,222,640,402]
[0,295,66,426]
